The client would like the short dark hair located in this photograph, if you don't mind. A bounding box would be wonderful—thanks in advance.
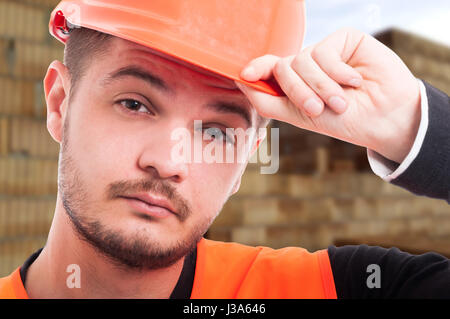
[64,27,271,128]
[64,27,113,102]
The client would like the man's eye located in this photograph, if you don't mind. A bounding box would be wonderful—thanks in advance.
[203,127,235,145]
[118,99,152,114]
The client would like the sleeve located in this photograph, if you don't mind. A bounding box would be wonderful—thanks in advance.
[367,79,450,203]
[328,245,450,298]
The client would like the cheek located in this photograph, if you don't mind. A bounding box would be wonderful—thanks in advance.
[189,163,242,215]
[67,102,136,194]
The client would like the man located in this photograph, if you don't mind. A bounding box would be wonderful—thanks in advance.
[0,1,449,298]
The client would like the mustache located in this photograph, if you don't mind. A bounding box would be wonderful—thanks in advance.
[106,179,191,222]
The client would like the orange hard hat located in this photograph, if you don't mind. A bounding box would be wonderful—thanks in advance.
[49,0,305,96]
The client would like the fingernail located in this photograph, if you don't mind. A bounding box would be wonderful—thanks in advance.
[348,78,361,87]
[303,98,323,116]
[328,96,347,113]
[242,66,255,80]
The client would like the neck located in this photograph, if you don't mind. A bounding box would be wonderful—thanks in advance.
[25,195,185,299]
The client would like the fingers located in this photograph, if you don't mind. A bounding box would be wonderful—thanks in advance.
[240,55,327,118]
[235,81,291,120]
[310,48,363,87]
[289,52,351,114]
[272,57,325,117]
[242,54,348,117]
[235,81,322,132]
[240,28,365,117]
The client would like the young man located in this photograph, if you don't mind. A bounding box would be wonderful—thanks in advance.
[0,1,449,298]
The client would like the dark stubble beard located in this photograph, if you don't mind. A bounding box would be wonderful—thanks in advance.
[57,116,212,271]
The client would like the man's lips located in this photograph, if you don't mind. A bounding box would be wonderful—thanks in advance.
[120,193,177,217]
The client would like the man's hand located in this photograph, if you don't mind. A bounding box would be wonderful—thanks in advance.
[236,28,422,164]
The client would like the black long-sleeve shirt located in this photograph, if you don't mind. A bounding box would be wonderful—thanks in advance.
[328,81,450,298]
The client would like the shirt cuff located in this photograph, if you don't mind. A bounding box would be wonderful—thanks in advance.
[367,79,429,182]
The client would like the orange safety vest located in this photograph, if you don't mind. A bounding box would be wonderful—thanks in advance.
[0,238,337,299]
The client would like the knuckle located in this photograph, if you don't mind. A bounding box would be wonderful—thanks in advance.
[314,82,341,101]
[320,85,342,101]
[285,81,300,101]
[313,80,328,93]
[310,45,325,62]
[286,83,310,110]
[273,59,287,78]
[291,52,309,69]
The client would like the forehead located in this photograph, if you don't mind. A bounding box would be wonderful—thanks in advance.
[106,37,240,92]
[87,36,257,128]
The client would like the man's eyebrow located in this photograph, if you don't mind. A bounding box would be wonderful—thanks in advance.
[206,101,252,128]
[101,65,173,94]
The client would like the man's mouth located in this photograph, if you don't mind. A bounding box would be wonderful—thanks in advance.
[120,193,177,219]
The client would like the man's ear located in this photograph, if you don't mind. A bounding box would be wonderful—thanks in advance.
[230,129,268,196]
[230,172,243,196]
[249,128,267,158]
[44,60,71,144]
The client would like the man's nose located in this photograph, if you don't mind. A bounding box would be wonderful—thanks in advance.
[137,129,189,183]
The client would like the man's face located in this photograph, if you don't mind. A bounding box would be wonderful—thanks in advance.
[58,37,258,270]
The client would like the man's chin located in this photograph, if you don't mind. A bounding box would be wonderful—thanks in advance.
[89,232,198,271]
[67,215,199,271]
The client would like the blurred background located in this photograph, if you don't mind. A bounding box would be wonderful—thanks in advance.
[0,0,449,277]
